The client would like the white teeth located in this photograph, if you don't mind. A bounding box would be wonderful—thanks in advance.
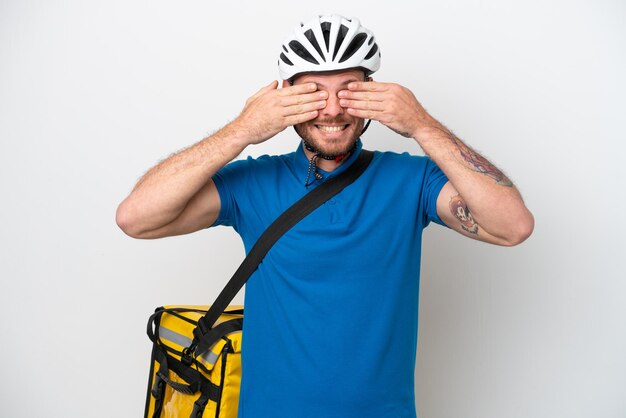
[317,125,345,132]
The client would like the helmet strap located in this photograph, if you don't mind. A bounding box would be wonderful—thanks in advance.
[361,119,372,135]
[304,153,324,187]
[302,139,358,187]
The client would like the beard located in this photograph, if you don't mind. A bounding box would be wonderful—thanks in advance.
[294,117,364,158]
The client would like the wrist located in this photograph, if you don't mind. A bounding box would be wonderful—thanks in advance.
[412,119,450,144]
[219,119,256,152]
[410,120,458,161]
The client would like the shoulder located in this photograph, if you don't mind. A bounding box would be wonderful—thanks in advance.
[366,150,447,197]
[370,150,439,172]
[373,149,430,162]
[217,151,295,178]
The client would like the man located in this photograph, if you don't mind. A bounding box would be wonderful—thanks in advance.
[117,15,533,418]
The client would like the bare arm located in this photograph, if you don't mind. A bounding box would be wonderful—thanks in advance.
[115,126,244,239]
[116,81,328,239]
[426,125,533,246]
[338,81,534,246]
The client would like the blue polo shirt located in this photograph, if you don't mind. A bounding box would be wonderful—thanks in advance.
[212,140,448,418]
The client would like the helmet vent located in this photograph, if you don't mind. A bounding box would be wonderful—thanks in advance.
[321,22,332,52]
[332,24,349,61]
[304,29,324,59]
[280,53,293,66]
[289,40,320,64]
[364,43,379,60]
[339,33,367,63]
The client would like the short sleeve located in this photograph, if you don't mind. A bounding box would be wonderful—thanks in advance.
[211,158,252,229]
[421,157,449,227]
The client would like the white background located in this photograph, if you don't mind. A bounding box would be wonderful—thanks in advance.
[1,0,625,417]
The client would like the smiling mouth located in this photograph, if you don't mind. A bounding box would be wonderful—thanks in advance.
[316,125,349,133]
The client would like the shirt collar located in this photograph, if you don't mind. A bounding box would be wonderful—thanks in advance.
[292,139,364,188]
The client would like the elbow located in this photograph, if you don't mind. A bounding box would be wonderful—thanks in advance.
[502,210,535,247]
[116,201,145,239]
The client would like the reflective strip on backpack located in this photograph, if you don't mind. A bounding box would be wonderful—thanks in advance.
[158,326,219,366]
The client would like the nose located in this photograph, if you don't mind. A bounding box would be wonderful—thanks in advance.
[321,92,344,117]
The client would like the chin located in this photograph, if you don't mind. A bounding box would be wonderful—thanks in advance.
[295,121,363,157]
[311,137,354,154]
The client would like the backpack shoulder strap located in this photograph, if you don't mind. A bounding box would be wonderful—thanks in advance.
[191,150,374,355]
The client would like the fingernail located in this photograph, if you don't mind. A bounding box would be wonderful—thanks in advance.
[338,90,347,97]
[348,83,356,89]
[319,91,328,98]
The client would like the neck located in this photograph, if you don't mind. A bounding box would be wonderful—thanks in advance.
[303,148,350,172]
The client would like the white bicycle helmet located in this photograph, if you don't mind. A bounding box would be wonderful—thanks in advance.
[278,15,381,81]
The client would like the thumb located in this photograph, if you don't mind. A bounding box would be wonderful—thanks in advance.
[251,80,279,99]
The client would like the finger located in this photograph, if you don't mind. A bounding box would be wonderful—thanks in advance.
[280,90,328,107]
[284,110,319,126]
[251,80,279,99]
[338,90,385,102]
[346,107,385,121]
[339,98,385,112]
[346,81,388,92]
[283,99,327,116]
[277,82,318,97]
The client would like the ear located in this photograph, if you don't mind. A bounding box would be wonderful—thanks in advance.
[282,80,291,88]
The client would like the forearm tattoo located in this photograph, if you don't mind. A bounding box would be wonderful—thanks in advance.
[449,194,479,234]
[436,126,513,187]
[455,140,513,186]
